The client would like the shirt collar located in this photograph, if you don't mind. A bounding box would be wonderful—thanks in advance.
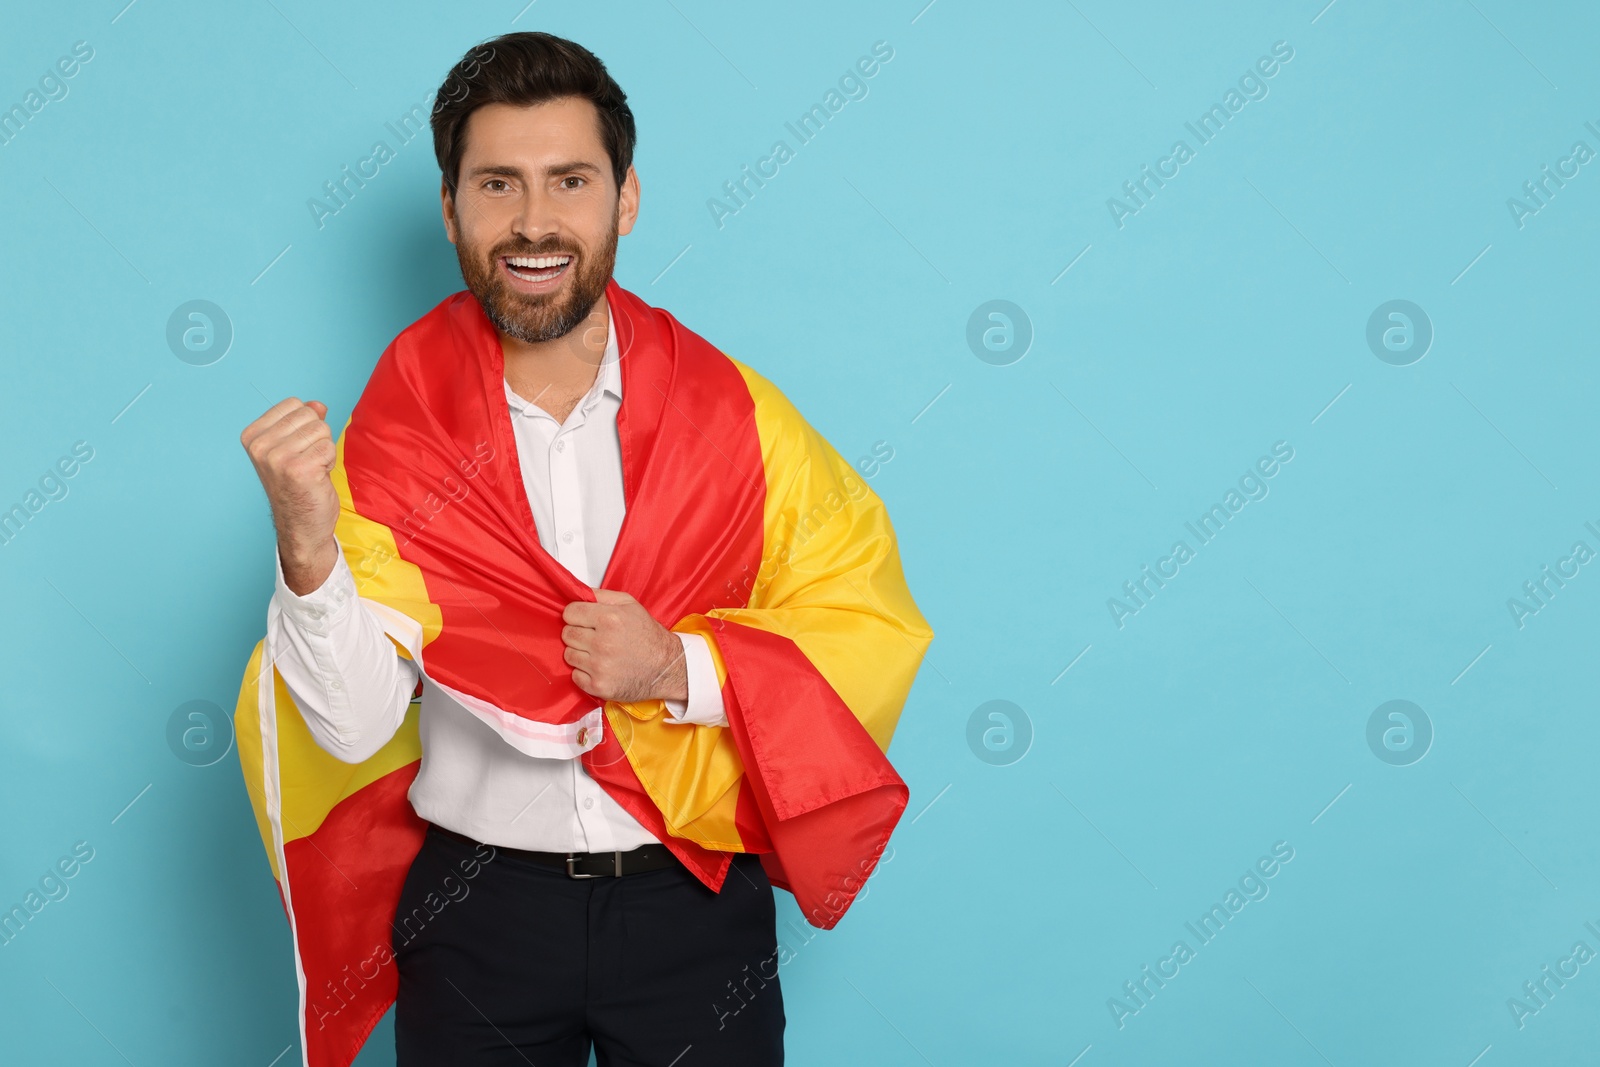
[592,312,621,405]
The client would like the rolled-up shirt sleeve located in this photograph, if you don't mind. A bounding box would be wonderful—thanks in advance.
[661,632,727,728]
[268,546,418,763]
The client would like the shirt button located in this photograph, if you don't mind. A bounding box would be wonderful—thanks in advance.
[330,680,343,691]
[583,797,594,810]
[562,531,574,544]
[555,440,566,452]
[577,727,588,746]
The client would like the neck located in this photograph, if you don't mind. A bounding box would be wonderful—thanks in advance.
[501,294,611,400]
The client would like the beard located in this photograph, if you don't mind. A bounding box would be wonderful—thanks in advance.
[455,205,619,346]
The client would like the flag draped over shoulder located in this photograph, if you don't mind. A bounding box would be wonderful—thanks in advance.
[233,279,934,1067]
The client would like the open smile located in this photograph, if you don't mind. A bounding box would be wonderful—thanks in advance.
[501,253,574,292]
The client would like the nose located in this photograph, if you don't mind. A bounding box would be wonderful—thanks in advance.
[507,185,563,248]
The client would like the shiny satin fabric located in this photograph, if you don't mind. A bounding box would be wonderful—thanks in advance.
[234,280,933,1067]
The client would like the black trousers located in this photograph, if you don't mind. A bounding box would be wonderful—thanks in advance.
[392,825,786,1066]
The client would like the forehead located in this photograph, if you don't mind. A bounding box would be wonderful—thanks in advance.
[459,97,606,162]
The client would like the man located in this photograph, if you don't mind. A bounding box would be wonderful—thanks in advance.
[235,31,931,1067]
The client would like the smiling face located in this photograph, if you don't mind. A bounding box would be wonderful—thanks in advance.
[441,97,639,345]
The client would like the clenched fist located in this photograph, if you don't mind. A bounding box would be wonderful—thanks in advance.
[561,589,688,704]
[241,398,340,596]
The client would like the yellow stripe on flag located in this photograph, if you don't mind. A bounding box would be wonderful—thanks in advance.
[603,356,931,852]
[234,422,443,878]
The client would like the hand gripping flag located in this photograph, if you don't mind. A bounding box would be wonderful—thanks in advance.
[233,279,934,1066]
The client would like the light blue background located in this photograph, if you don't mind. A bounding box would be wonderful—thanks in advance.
[2,0,1597,1064]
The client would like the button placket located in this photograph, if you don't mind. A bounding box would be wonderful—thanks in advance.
[548,422,588,579]
[570,758,613,852]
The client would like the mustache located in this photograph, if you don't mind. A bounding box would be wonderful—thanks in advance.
[493,240,579,259]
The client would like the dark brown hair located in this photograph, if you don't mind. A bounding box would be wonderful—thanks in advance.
[430,32,636,199]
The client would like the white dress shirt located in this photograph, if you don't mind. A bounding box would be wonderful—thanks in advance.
[268,310,727,852]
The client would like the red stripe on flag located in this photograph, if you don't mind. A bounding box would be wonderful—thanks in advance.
[714,622,908,929]
[281,763,425,1066]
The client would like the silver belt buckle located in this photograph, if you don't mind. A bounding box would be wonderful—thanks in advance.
[565,850,624,878]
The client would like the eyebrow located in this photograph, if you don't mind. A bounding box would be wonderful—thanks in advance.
[465,160,604,181]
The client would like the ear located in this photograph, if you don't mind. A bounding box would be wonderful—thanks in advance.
[615,165,640,238]
[440,178,459,245]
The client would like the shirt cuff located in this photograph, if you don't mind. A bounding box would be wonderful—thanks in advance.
[662,632,727,727]
[273,545,358,637]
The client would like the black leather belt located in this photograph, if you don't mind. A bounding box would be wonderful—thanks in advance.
[429,824,681,878]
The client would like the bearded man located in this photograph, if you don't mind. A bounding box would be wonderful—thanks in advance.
[236,31,932,1067]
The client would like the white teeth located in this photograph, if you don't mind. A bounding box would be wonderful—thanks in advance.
[507,255,571,268]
